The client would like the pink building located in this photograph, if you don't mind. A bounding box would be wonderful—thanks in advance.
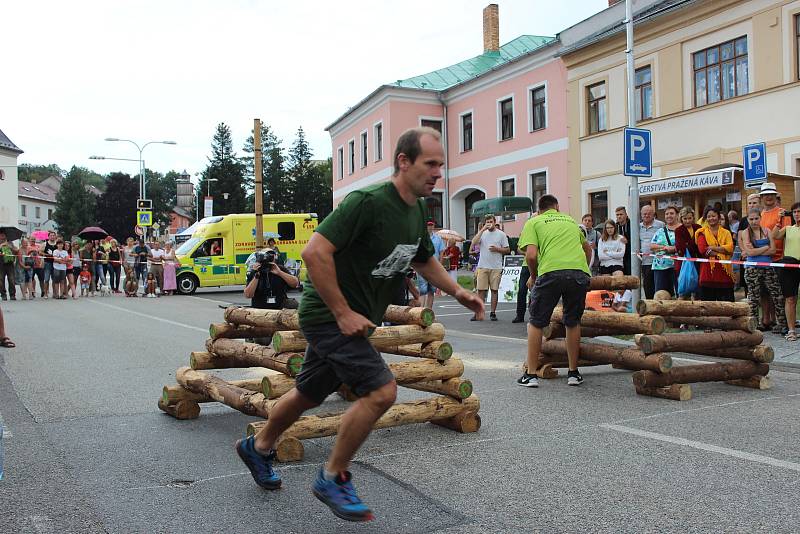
[326,4,568,239]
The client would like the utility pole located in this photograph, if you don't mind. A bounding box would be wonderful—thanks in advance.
[625,0,641,305]
[254,118,265,250]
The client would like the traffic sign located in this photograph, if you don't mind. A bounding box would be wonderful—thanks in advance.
[137,199,152,210]
[743,142,767,187]
[137,210,153,226]
[134,225,144,236]
[624,127,652,177]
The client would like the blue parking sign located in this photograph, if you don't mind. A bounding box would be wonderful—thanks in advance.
[624,127,652,177]
[743,142,767,186]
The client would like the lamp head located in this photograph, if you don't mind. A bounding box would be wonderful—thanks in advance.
[104,137,120,142]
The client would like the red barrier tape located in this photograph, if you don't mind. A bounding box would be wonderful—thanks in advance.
[637,252,800,268]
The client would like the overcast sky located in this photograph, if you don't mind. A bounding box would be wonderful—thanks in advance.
[6,0,608,182]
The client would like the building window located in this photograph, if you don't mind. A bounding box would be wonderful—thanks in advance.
[424,192,444,228]
[421,119,442,133]
[35,206,41,219]
[374,123,383,161]
[348,140,355,175]
[587,82,606,134]
[360,131,368,168]
[634,66,653,121]
[20,204,27,217]
[499,97,514,141]
[337,147,344,180]
[530,172,547,208]
[500,178,515,220]
[461,112,473,152]
[589,191,608,224]
[693,36,748,107]
[48,208,53,220]
[530,86,546,131]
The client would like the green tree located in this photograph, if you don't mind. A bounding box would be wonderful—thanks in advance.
[96,172,138,240]
[202,123,246,215]
[287,127,332,218]
[140,169,179,228]
[313,158,334,220]
[53,166,97,238]
[242,123,290,213]
[18,163,64,183]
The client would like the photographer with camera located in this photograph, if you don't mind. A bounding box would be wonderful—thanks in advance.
[244,248,299,310]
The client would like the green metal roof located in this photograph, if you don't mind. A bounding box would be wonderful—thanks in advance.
[390,35,555,91]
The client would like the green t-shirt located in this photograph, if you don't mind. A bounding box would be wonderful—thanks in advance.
[298,181,435,328]
[518,209,589,277]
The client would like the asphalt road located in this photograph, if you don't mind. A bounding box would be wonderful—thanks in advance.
[1,289,799,533]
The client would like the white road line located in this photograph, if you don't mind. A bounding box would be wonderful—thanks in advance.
[2,424,11,438]
[445,330,527,344]
[88,301,207,333]
[185,295,238,306]
[601,423,800,473]
[435,308,516,317]
[612,393,800,424]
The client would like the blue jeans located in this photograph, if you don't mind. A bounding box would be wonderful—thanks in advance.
[653,268,675,296]
[135,263,148,284]
[94,264,106,288]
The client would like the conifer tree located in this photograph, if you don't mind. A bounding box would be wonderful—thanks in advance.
[96,172,137,240]
[202,123,246,215]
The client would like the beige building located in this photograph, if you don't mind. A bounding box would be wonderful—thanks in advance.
[562,0,800,221]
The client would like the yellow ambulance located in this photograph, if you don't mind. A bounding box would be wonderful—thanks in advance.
[173,213,317,294]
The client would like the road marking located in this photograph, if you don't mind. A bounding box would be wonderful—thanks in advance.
[185,295,238,306]
[88,301,207,333]
[2,424,11,438]
[435,308,516,317]
[446,330,527,344]
[601,423,800,473]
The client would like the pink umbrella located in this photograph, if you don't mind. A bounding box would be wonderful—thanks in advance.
[32,230,49,241]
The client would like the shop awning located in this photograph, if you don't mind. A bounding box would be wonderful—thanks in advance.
[638,167,800,197]
[470,196,532,217]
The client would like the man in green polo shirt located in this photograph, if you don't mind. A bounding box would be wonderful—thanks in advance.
[516,194,592,388]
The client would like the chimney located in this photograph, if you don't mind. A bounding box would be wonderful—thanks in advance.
[483,4,499,53]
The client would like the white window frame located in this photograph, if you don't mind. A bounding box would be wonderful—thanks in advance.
[527,167,550,210]
[497,174,518,221]
[373,121,383,162]
[20,204,26,217]
[496,93,515,142]
[458,109,474,153]
[359,129,368,169]
[527,82,548,132]
[35,206,41,219]
[336,146,344,180]
[418,115,444,132]
[347,139,355,175]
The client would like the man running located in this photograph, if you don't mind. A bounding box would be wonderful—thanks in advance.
[235,127,484,522]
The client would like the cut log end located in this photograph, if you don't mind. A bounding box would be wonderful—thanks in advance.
[275,436,305,462]
[634,383,692,401]
[726,375,772,390]
[431,411,481,433]
[158,398,201,419]
[653,290,672,301]
[420,308,435,327]
[535,363,559,379]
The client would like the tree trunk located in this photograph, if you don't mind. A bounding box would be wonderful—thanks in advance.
[382,305,435,327]
[274,436,305,462]
[637,299,750,317]
[551,308,666,334]
[541,339,672,373]
[632,361,769,388]
[635,331,764,355]
[158,398,201,419]
[402,378,473,400]
[205,338,304,376]
[381,341,453,362]
[534,363,559,379]
[176,367,277,418]
[246,394,480,441]
[430,410,481,433]
[390,358,464,384]
[272,323,446,354]
[589,275,640,290]
[726,375,772,390]
[664,315,758,333]
[162,378,264,405]
[544,323,624,339]
[261,374,296,399]
[209,322,277,340]
[703,345,774,363]
[224,306,300,330]
[633,383,692,401]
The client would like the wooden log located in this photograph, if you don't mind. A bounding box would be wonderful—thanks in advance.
[390,358,464,383]
[247,394,480,441]
[224,306,301,330]
[402,378,473,400]
[261,374,296,399]
[158,398,201,419]
[274,436,304,462]
[703,345,774,363]
[653,290,672,301]
[430,411,481,433]
[541,339,672,373]
[176,367,277,418]
[664,315,758,333]
[204,338,304,376]
[272,323,446,354]
[635,331,764,356]
[534,363,559,379]
[382,341,453,362]
[589,275,639,290]
[636,299,750,317]
[382,305,435,327]
[634,383,692,401]
[544,323,624,339]
[162,378,264,405]
[209,322,277,340]
[726,375,773,390]
[551,308,665,334]
[631,361,769,388]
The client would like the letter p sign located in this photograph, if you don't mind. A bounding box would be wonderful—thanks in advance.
[624,127,652,177]
[742,142,767,186]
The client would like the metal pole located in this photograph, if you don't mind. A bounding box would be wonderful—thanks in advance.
[626,0,641,305]
[253,118,265,249]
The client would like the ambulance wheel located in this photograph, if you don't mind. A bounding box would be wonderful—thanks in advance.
[177,273,199,295]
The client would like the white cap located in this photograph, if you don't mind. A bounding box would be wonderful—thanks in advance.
[759,182,778,195]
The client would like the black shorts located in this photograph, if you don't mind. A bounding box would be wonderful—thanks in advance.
[528,270,590,328]
[295,322,395,404]
[779,257,800,298]
[51,269,67,283]
[599,265,624,275]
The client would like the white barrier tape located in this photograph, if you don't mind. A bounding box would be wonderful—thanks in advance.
[637,252,800,269]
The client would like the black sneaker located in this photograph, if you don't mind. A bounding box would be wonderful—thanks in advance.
[470,315,480,321]
[567,370,584,386]
[490,313,498,321]
[512,316,524,323]
[517,373,539,387]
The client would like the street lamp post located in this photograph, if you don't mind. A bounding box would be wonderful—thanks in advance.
[104,138,176,201]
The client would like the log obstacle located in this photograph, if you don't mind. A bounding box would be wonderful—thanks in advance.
[663,315,758,333]
[551,307,666,335]
[636,299,750,317]
[634,331,766,358]
[544,323,627,340]
[160,304,481,461]
[632,361,769,389]
[589,275,639,290]
[541,339,672,373]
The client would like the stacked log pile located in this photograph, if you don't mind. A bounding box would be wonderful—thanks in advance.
[536,276,772,400]
[159,304,479,461]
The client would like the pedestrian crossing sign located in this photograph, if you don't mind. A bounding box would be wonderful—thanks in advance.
[137,210,153,226]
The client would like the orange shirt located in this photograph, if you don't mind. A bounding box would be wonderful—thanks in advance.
[760,207,792,259]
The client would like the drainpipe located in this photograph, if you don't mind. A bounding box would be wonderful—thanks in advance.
[440,95,451,229]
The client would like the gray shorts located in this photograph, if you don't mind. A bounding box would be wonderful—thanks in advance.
[295,322,394,404]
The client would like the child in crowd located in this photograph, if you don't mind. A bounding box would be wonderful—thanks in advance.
[612,289,633,312]
[124,265,138,297]
[79,264,92,297]
[145,272,157,298]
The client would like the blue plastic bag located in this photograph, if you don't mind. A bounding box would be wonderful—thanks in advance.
[677,250,698,296]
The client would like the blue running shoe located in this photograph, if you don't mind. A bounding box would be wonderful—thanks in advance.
[312,468,374,522]
[235,436,281,490]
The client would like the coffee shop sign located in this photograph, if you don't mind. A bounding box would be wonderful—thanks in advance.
[639,170,734,197]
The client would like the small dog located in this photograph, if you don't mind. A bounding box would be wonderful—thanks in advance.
[124,266,138,297]
[98,281,112,297]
